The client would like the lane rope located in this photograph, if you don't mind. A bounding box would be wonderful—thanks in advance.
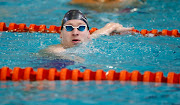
[0,22,179,37]
[0,67,179,84]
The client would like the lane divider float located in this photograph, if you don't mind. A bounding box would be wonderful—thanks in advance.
[0,22,179,37]
[0,67,180,84]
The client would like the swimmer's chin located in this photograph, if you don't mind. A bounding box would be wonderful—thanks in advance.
[70,41,88,47]
[72,43,82,47]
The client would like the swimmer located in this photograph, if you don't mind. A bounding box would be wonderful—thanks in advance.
[39,10,133,61]
[70,0,146,12]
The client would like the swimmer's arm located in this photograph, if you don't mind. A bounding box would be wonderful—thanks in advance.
[91,22,134,38]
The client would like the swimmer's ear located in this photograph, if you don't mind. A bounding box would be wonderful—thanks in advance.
[60,34,62,38]
[87,32,91,39]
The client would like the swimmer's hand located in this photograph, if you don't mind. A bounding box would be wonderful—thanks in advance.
[91,22,134,38]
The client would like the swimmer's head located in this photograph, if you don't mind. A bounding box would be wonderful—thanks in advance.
[61,10,89,30]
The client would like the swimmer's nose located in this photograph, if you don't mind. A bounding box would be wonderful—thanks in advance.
[72,28,79,36]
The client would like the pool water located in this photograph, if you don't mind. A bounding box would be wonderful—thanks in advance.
[0,0,180,104]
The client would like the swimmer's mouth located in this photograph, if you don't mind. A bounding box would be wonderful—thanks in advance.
[72,39,81,44]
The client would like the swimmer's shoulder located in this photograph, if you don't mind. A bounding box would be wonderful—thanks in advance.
[39,44,66,54]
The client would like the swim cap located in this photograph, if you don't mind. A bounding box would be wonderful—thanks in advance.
[61,10,89,30]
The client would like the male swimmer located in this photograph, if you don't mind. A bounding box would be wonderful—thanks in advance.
[39,10,133,61]
[41,10,133,53]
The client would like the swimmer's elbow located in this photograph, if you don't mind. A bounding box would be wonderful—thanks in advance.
[91,29,110,38]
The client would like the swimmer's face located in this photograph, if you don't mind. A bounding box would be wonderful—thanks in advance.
[60,19,91,48]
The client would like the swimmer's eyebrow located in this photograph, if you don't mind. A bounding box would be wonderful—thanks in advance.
[65,22,86,26]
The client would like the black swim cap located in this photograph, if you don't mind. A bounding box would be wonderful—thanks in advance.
[61,10,89,30]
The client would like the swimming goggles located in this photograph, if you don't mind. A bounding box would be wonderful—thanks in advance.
[63,25,86,32]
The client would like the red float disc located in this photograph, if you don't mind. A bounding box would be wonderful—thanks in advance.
[48,68,57,81]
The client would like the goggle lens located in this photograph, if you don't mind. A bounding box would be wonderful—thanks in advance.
[78,26,86,31]
[66,26,74,31]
